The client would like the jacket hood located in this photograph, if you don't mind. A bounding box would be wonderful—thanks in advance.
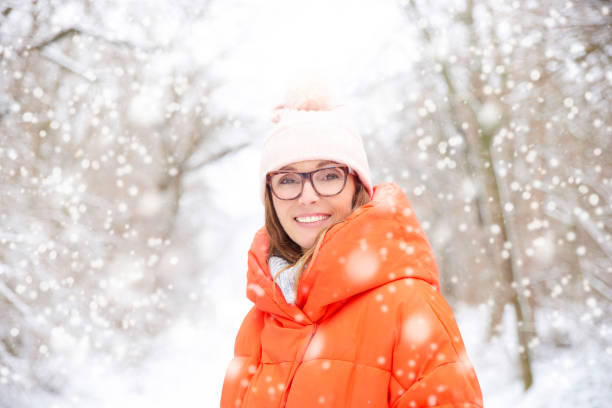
[246,182,440,327]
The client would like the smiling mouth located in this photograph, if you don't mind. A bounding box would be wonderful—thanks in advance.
[294,214,331,224]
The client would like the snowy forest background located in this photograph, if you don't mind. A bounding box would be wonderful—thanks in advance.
[1,0,610,407]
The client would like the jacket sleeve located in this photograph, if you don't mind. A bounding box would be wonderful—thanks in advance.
[389,280,483,408]
[220,306,264,408]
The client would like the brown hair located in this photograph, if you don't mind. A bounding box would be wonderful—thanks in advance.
[265,176,371,297]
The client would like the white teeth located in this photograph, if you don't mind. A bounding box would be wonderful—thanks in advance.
[295,215,330,223]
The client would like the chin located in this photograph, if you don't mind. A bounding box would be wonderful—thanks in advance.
[295,235,317,252]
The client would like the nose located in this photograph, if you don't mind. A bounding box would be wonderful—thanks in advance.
[298,178,320,205]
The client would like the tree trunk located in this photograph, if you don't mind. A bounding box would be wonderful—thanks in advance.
[479,131,534,390]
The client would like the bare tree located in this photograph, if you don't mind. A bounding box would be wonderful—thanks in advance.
[374,0,612,391]
[0,0,249,404]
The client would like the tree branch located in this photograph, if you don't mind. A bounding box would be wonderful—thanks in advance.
[0,278,31,317]
[186,142,251,172]
[39,47,97,82]
[23,26,160,55]
[29,27,80,52]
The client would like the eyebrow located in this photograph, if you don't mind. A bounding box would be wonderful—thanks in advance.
[281,160,338,171]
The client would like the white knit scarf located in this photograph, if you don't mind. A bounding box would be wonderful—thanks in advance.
[268,256,305,305]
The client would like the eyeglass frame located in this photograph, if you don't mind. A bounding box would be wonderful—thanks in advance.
[266,165,353,200]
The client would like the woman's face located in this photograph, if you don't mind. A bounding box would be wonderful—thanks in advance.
[271,160,356,251]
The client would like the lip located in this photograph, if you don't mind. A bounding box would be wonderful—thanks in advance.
[294,213,331,228]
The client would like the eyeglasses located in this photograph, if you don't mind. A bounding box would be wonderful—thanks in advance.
[267,166,352,200]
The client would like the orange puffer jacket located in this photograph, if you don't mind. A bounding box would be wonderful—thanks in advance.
[221,182,483,408]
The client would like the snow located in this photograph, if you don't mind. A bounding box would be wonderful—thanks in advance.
[345,248,380,284]
[402,314,432,346]
[2,0,611,407]
[478,101,503,132]
[457,304,612,408]
[12,145,610,408]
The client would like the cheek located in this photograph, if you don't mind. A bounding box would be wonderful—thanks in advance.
[339,200,353,218]
[272,199,292,224]
[332,190,355,218]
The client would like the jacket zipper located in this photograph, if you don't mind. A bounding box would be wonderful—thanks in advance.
[279,231,325,406]
[279,322,319,407]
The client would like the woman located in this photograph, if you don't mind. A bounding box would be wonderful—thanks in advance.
[220,80,483,407]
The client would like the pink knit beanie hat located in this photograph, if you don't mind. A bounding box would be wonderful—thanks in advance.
[259,77,373,204]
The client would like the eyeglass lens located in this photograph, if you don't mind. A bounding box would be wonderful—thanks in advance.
[270,167,346,199]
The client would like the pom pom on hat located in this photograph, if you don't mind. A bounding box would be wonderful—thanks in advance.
[259,75,373,204]
[270,74,339,123]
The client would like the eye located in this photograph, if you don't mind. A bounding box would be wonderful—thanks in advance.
[315,168,343,182]
[279,173,300,184]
